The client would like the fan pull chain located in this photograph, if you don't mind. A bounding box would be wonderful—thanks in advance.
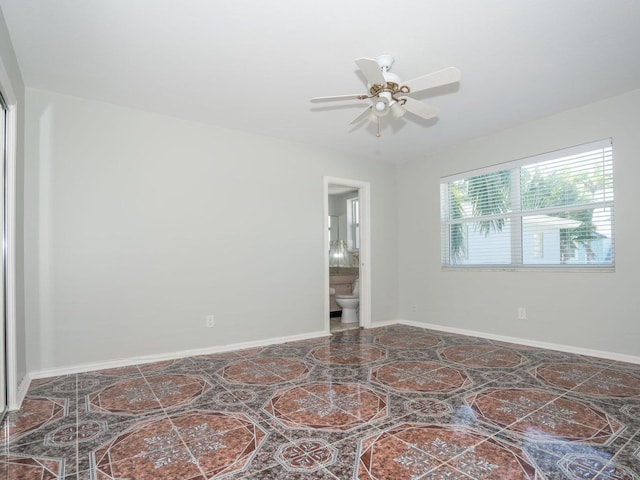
[376,117,381,138]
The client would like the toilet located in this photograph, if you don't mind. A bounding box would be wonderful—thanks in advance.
[335,279,360,324]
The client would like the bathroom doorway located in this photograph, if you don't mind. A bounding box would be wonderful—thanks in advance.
[323,177,370,333]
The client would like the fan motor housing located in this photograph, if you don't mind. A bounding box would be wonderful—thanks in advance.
[369,82,400,97]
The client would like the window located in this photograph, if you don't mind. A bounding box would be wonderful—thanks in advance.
[440,139,614,269]
[347,197,360,250]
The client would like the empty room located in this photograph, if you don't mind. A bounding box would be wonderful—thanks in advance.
[0,1,639,479]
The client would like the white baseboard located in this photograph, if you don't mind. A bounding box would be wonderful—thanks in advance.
[370,319,403,328]
[396,318,640,365]
[9,372,31,411]
[29,330,329,380]
[27,319,640,382]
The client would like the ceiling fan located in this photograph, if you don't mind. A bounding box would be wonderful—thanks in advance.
[311,54,461,136]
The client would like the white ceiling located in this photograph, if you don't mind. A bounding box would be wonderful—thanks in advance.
[2,0,639,164]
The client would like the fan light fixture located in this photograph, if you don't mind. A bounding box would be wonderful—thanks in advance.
[310,54,461,137]
[329,240,350,271]
[390,101,406,119]
[372,97,389,116]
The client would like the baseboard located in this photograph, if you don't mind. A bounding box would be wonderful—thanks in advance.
[9,371,31,411]
[29,330,329,380]
[369,319,403,328]
[396,318,640,365]
[28,319,639,381]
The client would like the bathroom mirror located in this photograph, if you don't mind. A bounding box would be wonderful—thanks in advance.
[328,187,360,272]
[329,189,357,244]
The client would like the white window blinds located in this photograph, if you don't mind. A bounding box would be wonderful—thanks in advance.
[440,139,614,269]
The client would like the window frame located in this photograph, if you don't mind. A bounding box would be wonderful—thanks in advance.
[440,139,614,272]
[347,196,360,251]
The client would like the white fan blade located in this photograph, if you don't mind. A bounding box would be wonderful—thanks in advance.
[399,97,440,120]
[355,57,386,86]
[402,67,461,94]
[310,94,367,103]
[350,105,373,125]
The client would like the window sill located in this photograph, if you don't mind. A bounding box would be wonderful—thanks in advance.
[441,265,615,273]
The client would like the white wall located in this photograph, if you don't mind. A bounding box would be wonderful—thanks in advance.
[25,85,639,373]
[397,89,640,357]
[24,89,398,372]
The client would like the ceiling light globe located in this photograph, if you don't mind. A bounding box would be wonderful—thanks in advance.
[372,96,390,117]
[390,101,406,119]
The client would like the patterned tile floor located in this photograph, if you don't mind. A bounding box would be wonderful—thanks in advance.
[2,324,640,479]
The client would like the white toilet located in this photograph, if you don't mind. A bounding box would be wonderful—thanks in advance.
[335,279,360,324]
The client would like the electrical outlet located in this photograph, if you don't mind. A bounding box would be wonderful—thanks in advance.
[517,307,527,320]
[411,304,418,313]
[206,315,215,328]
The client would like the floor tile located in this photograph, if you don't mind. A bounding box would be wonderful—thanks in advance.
[2,324,640,479]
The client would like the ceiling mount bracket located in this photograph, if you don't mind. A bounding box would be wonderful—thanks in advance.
[376,54,395,72]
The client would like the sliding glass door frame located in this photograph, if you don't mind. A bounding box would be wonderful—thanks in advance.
[0,90,7,420]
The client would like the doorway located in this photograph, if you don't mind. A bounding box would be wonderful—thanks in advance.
[324,177,371,333]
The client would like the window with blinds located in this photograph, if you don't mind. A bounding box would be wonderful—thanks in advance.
[440,139,614,269]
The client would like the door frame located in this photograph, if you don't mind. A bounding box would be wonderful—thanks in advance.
[0,55,19,410]
[323,176,371,332]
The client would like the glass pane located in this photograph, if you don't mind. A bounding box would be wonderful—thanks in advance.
[448,171,512,221]
[522,208,612,265]
[521,146,613,211]
[449,219,512,265]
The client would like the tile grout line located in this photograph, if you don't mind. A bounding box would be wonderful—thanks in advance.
[75,373,79,479]
[137,364,211,480]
